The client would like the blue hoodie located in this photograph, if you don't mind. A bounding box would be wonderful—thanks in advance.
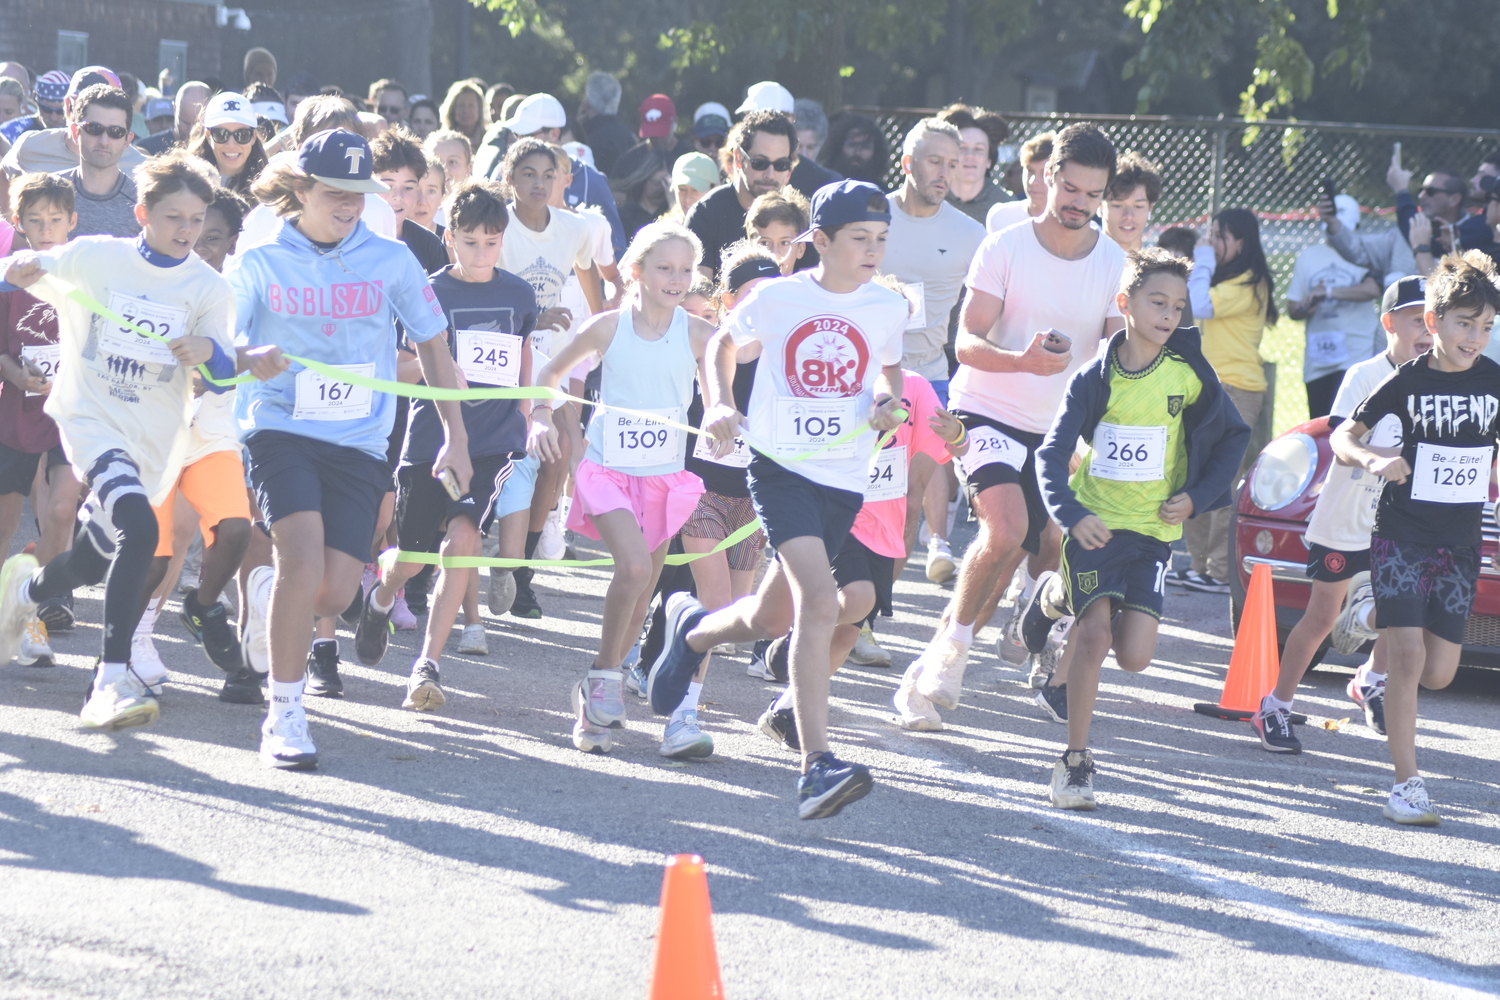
[226,217,448,460]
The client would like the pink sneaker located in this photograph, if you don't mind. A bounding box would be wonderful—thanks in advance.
[391,589,418,630]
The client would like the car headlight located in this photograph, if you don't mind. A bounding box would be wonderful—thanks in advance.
[1249,433,1318,511]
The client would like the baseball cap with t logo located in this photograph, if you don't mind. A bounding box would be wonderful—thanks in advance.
[298,129,389,193]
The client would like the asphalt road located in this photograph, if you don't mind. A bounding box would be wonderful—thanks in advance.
[3,518,1499,999]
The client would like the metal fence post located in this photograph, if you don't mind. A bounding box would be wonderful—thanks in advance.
[1209,116,1227,221]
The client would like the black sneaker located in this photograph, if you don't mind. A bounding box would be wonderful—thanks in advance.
[647,592,708,715]
[305,640,344,698]
[38,594,74,631]
[219,667,266,705]
[510,567,543,619]
[764,634,790,684]
[1347,676,1387,735]
[179,591,245,673]
[1252,701,1301,753]
[745,638,776,681]
[797,753,873,820]
[1181,570,1231,595]
[757,696,800,752]
[353,586,392,666]
[1019,571,1062,654]
[1035,682,1068,723]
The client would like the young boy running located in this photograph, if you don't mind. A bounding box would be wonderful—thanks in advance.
[0,152,235,729]
[651,180,908,819]
[355,178,538,710]
[1249,276,1432,752]
[1330,251,1500,826]
[1031,249,1249,809]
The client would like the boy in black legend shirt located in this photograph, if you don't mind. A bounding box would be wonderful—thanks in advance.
[1332,251,1500,826]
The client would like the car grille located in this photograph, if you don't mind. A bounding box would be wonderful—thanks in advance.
[1464,613,1500,647]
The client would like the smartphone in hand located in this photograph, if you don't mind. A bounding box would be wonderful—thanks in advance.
[1042,330,1072,354]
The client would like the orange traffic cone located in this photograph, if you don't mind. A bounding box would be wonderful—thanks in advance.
[648,854,725,1000]
[1193,562,1281,721]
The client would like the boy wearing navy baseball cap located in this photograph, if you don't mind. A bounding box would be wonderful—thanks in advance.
[650,178,909,820]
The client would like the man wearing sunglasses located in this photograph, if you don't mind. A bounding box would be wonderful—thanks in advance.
[684,109,800,278]
[2,71,146,184]
[0,70,67,145]
[366,78,408,126]
[56,85,140,238]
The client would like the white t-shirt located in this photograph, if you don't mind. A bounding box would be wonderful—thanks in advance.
[502,204,594,320]
[559,205,614,324]
[948,219,1126,433]
[1287,243,1380,383]
[1304,352,1400,551]
[881,194,986,382]
[985,198,1035,234]
[726,271,907,494]
[184,388,240,466]
[31,238,235,503]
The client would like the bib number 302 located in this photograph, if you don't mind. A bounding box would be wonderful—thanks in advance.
[1410,443,1492,504]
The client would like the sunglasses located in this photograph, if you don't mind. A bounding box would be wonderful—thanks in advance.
[1419,186,1461,197]
[209,127,256,145]
[79,121,128,140]
[742,153,794,173]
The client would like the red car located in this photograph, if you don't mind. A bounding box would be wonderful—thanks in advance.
[1230,416,1500,665]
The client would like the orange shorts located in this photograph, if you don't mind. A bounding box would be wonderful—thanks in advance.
[153,450,253,557]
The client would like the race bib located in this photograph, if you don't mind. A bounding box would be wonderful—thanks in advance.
[866,445,908,502]
[902,282,926,331]
[692,428,752,469]
[1410,443,1491,504]
[293,363,374,421]
[101,292,186,365]
[1088,422,1167,482]
[20,344,60,394]
[456,330,522,387]
[772,397,858,460]
[1306,329,1348,368]
[599,407,682,468]
[958,425,1026,477]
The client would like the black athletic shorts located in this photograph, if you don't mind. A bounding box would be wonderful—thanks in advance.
[1306,542,1369,583]
[245,431,392,562]
[395,453,518,553]
[747,452,862,558]
[1370,536,1477,645]
[952,410,1046,555]
[1060,528,1173,620]
[0,441,67,496]
[831,532,895,619]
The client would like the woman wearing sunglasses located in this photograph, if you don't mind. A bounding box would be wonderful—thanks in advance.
[188,92,269,196]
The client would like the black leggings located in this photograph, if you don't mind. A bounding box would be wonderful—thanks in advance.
[30,492,159,663]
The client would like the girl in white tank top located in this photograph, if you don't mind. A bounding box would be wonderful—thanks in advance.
[530,222,718,757]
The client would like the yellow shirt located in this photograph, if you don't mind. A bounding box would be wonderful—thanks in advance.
[1201,273,1270,393]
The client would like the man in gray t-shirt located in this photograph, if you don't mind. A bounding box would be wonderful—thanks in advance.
[49,84,142,238]
[55,166,139,238]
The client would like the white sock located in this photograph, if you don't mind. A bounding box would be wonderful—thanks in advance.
[270,677,304,712]
[135,598,161,637]
[773,685,795,711]
[96,660,128,688]
[1052,615,1075,642]
[946,498,959,535]
[1261,692,1293,713]
[370,587,395,614]
[1362,667,1386,687]
[946,619,973,644]
[670,681,703,724]
[1356,602,1375,631]
[1018,572,1037,605]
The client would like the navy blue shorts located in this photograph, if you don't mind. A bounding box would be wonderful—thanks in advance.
[1305,543,1369,583]
[0,441,67,496]
[245,431,392,562]
[395,453,517,552]
[1060,528,1173,620]
[747,452,862,558]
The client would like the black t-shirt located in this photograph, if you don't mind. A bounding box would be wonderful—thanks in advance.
[402,218,449,274]
[403,266,539,465]
[1351,352,1500,547]
[686,359,758,498]
[789,157,841,199]
[684,184,750,276]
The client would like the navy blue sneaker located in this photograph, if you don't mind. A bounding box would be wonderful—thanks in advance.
[647,592,708,715]
[1019,571,1064,654]
[797,754,873,820]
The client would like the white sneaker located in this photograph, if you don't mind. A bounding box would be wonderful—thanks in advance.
[403,659,446,712]
[1049,749,1097,810]
[537,508,566,561]
[487,570,515,616]
[1383,776,1440,826]
[130,630,168,696]
[260,705,318,769]
[846,626,892,667]
[570,687,613,754]
[659,709,715,758]
[924,536,956,583]
[457,622,488,655]
[893,662,943,731]
[16,616,52,666]
[574,668,627,729]
[0,553,39,666]
[913,635,971,711]
[1331,571,1377,656]
[80,671,159,732]
[243,564,274,675]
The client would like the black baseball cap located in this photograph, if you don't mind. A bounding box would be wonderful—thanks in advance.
[1382,275,1426,314]
[794,179,891,243]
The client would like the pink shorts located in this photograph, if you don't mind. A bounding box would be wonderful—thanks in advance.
[567,459,705,552]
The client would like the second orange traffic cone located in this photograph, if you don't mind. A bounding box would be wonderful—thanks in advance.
[648,854,724,1000]
[1193,562,1279,721]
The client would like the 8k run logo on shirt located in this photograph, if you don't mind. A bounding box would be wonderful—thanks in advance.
[783,316,870,398]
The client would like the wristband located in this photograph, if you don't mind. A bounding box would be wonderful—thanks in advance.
[1414,243,1432,254]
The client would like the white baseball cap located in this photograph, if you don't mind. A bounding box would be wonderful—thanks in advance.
[562,141,595,170]
[736,82,794,116]
[202,91,258,130]
[501,93,567,136]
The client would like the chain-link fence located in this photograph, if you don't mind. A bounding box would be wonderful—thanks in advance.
[852,108,1500,294]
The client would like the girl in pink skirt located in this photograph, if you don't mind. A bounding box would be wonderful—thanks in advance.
[530,220,715,755]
